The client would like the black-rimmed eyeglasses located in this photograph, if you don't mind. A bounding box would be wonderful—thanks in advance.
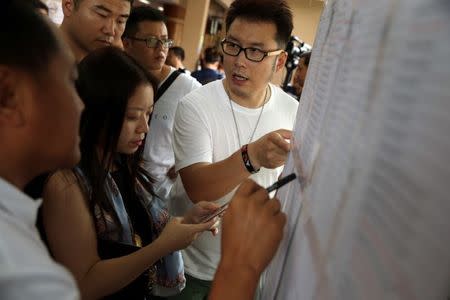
[126,36,174,48]
[220,39,284,62]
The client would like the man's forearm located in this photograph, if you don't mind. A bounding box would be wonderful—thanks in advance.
[180,149,250,203]
[209,263,259,300]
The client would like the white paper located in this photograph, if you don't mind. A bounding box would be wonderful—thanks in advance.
[261,0,450,299]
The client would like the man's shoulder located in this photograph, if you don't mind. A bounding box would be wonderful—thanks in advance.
[172,72,201,90]
[271,84,299,104]
[159,72,201,102]
[178,80,224,109]
[185,79,223,98]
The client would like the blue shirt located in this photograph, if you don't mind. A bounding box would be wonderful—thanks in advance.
[191,68,224,85]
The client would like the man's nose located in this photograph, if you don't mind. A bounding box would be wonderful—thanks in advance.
[102,18,116,37]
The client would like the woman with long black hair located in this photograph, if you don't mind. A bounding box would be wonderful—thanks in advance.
[41,47,218,300]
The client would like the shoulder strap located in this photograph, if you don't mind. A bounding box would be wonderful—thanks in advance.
[155,70,181,102]
[72,166,93,201]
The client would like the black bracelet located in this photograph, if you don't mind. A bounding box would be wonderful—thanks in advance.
[241,144,260,174]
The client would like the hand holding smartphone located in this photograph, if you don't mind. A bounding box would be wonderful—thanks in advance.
[200,203,229,223]
[200,173,297,223]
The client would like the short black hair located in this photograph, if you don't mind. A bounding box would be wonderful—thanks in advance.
[225,0,293,48]
[0,0,60,75]
[73,0,133,9]
[169,46,185,61]
[203,47,221,64]
[123,6,167,38]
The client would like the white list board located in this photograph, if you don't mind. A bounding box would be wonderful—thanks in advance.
[261,0,450,299]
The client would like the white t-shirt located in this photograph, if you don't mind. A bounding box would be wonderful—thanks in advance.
[143,67,201,201]
[170,79,299,280]
[0,178,79,300]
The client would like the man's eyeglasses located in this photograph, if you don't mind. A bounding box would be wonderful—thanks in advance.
[127,36,174,48]
[220,39,284,62]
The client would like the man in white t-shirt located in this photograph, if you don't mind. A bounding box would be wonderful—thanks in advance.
[123,6,201,201]
[0,2,82,299]
[169,1,298,299]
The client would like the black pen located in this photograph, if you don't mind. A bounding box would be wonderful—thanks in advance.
[266,173,297,193]
[201,173,297,223]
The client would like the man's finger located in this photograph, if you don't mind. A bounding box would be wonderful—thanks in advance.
[235,179,261,197]
[275,211,287,228]
[274,129,292,139]
[250,186,270,205]
[264,197,282,215]
[271,135,292,152]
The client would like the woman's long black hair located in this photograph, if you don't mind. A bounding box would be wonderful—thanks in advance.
[75,46,158,232]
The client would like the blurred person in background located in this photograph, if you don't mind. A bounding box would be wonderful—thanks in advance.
[192,47,224,85]
[285,51,311,100]
[167,46,191,75]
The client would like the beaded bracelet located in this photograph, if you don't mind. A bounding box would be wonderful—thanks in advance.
[241,144,260,174]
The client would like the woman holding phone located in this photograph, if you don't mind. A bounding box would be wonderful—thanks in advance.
[41,47,218,300]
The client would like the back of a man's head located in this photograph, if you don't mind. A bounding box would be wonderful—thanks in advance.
[123,5,166,38]
[169,46,185,61]
[203,47,221,64]
[225,0,293,48]
[0,0,60,76]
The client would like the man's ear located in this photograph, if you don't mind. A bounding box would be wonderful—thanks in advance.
[62,0,76,17]
[275,51,288,72]
[122,37,131,50]
[0,66,26,127]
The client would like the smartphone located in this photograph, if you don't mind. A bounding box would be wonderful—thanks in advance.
[200,203,229,223]
[200,173,297,223]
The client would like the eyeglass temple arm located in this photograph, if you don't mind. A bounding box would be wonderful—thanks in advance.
[266,50,285,57]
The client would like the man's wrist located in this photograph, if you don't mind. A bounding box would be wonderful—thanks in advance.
[241,144,260,174]
[214,259,260,299]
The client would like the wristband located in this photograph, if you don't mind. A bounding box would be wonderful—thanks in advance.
[241,144,260,174]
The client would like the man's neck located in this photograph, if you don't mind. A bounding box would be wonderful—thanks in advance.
[205,63,218,70]
[223,80,270,109]
[60,22,88,62]
[0,156,34,190]
[150,64,172,85]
